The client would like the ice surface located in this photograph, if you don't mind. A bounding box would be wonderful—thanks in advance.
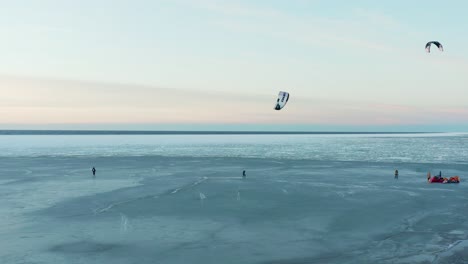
[1,134,468,263]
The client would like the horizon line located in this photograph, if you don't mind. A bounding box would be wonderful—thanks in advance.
[0,130,440,135]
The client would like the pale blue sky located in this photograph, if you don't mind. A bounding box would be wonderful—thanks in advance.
[0,0,467,131]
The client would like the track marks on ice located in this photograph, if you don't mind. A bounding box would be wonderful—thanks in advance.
[170,177,208,194]
[95,177,209,214]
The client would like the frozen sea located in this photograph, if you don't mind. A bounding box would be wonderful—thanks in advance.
[1,132,468,264]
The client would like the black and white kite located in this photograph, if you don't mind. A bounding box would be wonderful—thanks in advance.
[274,91,289,110]
[425,41,443,53]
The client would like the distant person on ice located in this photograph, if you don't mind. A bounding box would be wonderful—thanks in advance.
[242,170,246,178]
[92,167,96,177]
[394,169,399,179]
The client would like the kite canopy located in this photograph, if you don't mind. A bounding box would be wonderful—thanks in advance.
[425,41,443,53]
[274,91,289,110]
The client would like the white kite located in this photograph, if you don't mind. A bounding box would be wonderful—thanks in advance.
[274,91,289,110]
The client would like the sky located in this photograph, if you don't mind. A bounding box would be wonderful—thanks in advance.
[0,0,467,131]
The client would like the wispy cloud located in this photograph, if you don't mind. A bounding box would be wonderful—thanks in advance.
[352,7,402,30]
[173,0,401,53]
[169,0,283,19]
[0,24,71,35]
[0,75,270,124]
[2,74,466,125]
